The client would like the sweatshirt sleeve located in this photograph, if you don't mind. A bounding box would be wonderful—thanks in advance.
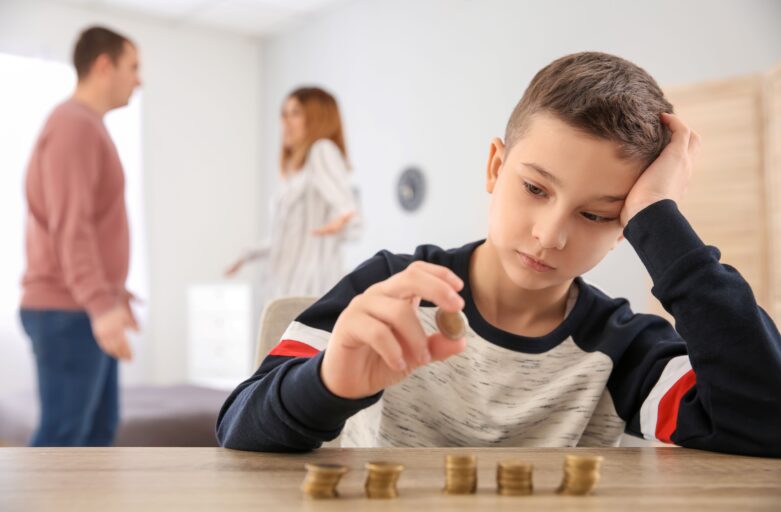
[611,199,781,456]
[40,117,117,318]
[216,251,398,452]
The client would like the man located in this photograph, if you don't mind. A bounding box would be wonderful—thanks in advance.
[20,26,142,446]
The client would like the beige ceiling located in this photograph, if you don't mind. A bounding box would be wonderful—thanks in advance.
[49,0,350,36]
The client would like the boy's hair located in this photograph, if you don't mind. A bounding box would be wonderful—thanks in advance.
[505,52,673,170]
[73,26,134,81]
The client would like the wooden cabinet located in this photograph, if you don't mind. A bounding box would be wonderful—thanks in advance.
[765,65,781,324]
[651,64,781,323]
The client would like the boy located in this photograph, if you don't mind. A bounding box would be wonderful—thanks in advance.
[217,52,781,456]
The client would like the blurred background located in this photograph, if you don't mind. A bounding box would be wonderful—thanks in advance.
[0,0,779,445]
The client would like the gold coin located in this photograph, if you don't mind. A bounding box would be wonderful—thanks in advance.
[496,459,533,496]
[364,461,404,499]
[301,463,348,499]
[556,455,603,496]
[444,454,477,494]
[435,309,468,340]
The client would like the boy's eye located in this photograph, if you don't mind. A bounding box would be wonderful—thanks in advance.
[523,180,616,224]
[581,212,614,223]
[523,181,547,197]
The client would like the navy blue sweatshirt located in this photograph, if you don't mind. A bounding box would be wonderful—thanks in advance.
[217,200,781,456]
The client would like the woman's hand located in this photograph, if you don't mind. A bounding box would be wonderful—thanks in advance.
[224,257,246,277]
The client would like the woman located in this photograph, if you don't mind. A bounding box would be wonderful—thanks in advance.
[226,87,360,301]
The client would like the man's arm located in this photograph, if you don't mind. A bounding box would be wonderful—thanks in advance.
[41,121,116,317]
[40,120,135,359]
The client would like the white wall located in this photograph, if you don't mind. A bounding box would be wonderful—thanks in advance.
[0,0,263,390]
[260,0,781,311]
[2,0,779,395]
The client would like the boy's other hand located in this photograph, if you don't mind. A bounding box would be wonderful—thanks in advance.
[621,113,701,226]
[320,261,467,399]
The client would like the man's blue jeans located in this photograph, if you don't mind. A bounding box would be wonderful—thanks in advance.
[20,309,119,446]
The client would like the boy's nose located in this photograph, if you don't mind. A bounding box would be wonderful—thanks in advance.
[532,215,568,251]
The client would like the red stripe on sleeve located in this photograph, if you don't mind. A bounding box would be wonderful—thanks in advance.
[655,369,697,443]
[267,339,320,358]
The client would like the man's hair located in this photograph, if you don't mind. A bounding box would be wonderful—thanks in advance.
[73,26,134,80]
[505,52,673,170]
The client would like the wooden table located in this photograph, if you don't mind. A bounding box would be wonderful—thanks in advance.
[1,447,779,511]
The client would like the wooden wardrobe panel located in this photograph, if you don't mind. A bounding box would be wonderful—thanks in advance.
[764,64,781,323]
[661,76,769,313]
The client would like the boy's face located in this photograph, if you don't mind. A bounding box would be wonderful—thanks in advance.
[485,112,642,291]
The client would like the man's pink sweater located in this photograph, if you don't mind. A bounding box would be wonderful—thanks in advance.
[21,98,130,319]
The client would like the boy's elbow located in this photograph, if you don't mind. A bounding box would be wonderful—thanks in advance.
[217,428,269,452]
[216,421,319,453]
[215,416,261,451]
[676,421,781,458]
[747,422,781,457]
[684,436,781,458]
[215,422,245,450]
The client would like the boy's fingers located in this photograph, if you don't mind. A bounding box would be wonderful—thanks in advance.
[661,112,692,150]
[360,295,430,365]
[370,265,464,312]
[428,333,466,361]
[688,130,702,160]
[409,261,464,291]
[348,313,407,372]
[379,261,463,291]
[661,112,687,132]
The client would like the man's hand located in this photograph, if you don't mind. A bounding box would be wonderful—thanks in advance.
[320,261,467,399]
[621,113,701,226]
[91,303,139,361]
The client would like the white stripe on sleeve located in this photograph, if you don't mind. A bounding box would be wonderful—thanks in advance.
[638,355,692,440]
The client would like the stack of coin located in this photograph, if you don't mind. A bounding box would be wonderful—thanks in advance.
[364,461,404,499]
[496,459,533,496]
[444,454,477,494]
[301,463,348,499]
[435,309,468,340]
[556,454,604,495]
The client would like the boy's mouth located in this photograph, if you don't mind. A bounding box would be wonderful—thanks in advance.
[516,251,555,272]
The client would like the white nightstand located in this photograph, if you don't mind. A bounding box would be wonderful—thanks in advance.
[187,283,256,390]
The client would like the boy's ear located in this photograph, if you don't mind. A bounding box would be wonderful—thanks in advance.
[486,137,506,193]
